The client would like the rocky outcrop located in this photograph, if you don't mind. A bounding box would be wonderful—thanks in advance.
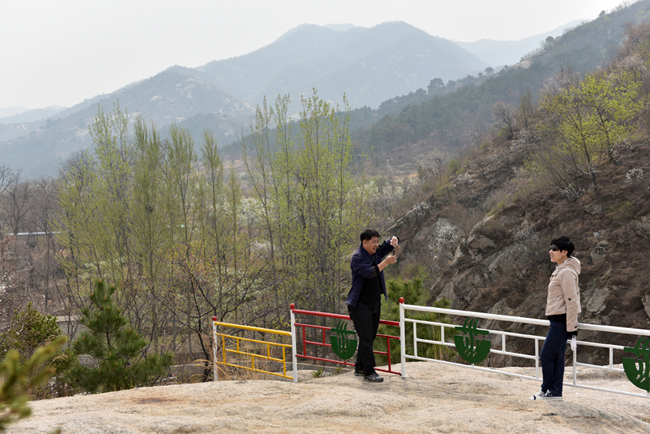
[387,134,650,366]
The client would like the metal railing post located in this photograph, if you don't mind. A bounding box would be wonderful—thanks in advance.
[212,316,218,382]
[399,297,407,378]
[290,304,298,383]
[535,339,539,379]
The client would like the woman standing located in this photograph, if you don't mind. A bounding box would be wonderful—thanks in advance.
[530,236,581,401]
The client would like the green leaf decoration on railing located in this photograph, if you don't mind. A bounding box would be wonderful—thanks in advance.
[330,320,358,360]
[622,337,650,392]
[454,318,491,364]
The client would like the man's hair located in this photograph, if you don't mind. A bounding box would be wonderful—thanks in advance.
[360,229,380,242]
[551,236,574,257]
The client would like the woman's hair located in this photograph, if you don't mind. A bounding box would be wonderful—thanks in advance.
[551,236,574,257]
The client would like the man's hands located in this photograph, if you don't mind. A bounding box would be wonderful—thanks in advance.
[379,237,399,272]
[378,254,397,271]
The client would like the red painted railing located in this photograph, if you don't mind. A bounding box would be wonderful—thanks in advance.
[290,304,402,376]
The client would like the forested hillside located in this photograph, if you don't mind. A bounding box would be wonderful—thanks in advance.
[387,17,650,363]
[349,0,650,171]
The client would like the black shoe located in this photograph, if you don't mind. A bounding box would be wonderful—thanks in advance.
[354,370,364,377]
[363,372,384,383]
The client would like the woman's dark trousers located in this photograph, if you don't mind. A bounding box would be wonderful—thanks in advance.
[540,321,569,395]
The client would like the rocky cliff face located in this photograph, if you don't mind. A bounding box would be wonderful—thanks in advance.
[388,132,650,365]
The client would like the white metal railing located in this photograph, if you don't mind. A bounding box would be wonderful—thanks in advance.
[398,298,650,398]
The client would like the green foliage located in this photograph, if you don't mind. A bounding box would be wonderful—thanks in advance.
[56,103,263,376]
[0,303,62,362]
[242,91,372,314]
[376,278,454,366]
[311,367,324,378]
[0,304,75,400]
[67,280,172,393]
[0,336,67,431]
[488,200,508,217]
[529,69,642,188]
[608,201,635,221]
[400,263,429,281]
[447,159,460,174]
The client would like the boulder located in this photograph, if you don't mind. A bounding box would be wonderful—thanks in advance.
[584,204,603,215]
[583,286,610,316]
[439,281,456,302]
[466,233,497,258]
[590,241,609,265]
[636,219,650,237]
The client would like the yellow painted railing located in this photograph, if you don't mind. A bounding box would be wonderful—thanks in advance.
[212,320,293,380]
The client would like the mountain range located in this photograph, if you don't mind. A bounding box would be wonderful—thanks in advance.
[0,106,65,124]
[1,21,489,177]
[0,15,631,178]
[193,21,486,110]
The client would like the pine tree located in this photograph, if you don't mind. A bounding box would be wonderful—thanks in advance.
[68,280,172,393]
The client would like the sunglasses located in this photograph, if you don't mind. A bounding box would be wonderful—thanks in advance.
[549,246,559,251]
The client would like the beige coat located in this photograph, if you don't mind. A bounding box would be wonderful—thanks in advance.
[545,257,581,332]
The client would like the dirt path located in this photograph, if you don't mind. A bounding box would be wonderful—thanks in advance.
[7,362,650,433]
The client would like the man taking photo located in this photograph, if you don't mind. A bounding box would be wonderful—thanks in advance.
[346,229,399,383]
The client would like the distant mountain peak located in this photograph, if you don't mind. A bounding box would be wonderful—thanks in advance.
[274,23,335,42]
[323,23,361,32]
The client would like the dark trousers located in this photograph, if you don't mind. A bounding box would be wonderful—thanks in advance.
[348,301,381,375]
[540,321,569,395]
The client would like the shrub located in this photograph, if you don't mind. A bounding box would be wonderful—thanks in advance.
[0,336,67,431]
[447,159,460,174]
[608,200,635,220]
[0,304,80,400]
[0,303,62,362]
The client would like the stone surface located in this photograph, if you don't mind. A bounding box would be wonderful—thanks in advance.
[636,220,650,237]
[590,241,609,265]
[583,287,610,316]
[8,363,650,434]
[643,294,650,320]
[466,234,497,258]
[584,204,603,215]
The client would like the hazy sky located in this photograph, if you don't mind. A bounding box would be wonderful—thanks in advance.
[0,0,630,110]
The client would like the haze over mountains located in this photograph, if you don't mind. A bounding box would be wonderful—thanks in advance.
[0,107,65,124]
[0,17,622,177]
[454,19,585,66]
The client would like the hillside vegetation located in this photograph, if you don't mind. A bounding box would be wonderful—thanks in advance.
[388,18,650,364]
